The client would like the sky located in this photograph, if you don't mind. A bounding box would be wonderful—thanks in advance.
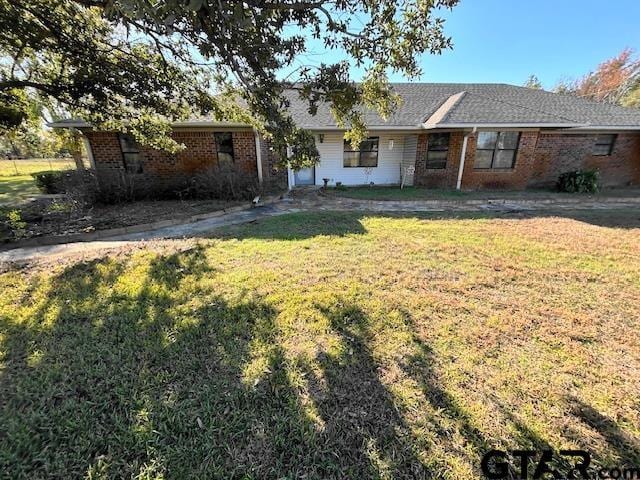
[285,0,640,89]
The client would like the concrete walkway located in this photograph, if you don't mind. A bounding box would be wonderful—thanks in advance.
[0,203,298,263]
[2,194,639,263]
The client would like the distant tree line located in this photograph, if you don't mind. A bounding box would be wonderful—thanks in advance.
[524,48,640,108]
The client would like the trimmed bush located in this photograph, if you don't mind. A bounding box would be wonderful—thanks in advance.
[32,170,66,194]
[557,170,599,193]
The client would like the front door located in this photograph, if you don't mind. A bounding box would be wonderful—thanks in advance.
[294,167,315,186]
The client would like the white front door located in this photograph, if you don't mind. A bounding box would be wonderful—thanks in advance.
[294,167,315,186]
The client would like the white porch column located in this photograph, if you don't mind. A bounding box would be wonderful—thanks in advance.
[456,127,476,190]
[82,135,95,169]
[253,129,263,184]
[286,145,295,190]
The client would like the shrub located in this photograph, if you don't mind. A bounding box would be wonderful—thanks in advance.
[86,163,265,204]
[59,169,99,206]
[557,170,599,193]
[6,209,27,239]
[32,170,66,194]
[186,164,261,201]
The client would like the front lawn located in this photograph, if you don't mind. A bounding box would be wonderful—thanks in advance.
[0,159,76,204]
[1,211,639,478]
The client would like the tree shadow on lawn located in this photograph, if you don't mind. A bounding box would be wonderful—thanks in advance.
[3,246,639,478]
[213,208,640,243]
[0,247,295,478]
[0,247,428,479]
[214,210,368,240]
[565,396,640,465]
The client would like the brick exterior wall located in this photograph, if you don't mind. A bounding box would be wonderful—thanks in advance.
[85,127,640,193]
[529,133,640,187]
[84,129,260,193]
[258,136,288,188]
[414,132,461,188]
[414,131,640,190]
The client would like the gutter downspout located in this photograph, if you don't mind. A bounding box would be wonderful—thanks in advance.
[286,145,294,191]
[456,127,476,190]
[253,129,263,184]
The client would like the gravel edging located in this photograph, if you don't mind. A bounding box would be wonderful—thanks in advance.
[0,195,283,251]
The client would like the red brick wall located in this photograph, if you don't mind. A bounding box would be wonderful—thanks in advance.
[414,130,640,190]
[414,133,461,188]
[86,131,125,173]
[84,129,259,191]
[529,133,640,187]
[86,128,640,192]
[461,131,538,190]
[414,131,538,190]
[258,136,288,188]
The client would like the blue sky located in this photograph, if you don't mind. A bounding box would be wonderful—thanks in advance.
[285,0,640,89]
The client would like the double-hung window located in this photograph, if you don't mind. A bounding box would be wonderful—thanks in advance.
[474,131,520,169]
[426,133,450,169]
[592,134,616,156]
[214,132,235,164]
[343,137,379,167]
[118,134,144,174]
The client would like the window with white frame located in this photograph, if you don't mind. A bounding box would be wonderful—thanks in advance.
[474,131,520,169]
[343,137,379,167]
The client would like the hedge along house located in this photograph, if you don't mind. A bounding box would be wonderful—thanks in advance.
[50,83,640,192]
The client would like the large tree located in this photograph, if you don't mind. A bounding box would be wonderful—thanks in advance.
[0,0,458,168]
[552,48,640,108]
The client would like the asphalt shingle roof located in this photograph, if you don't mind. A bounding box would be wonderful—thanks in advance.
[50,83,640,130]
[284,83,640,129]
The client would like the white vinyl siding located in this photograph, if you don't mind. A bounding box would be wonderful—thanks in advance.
[312,132,407,185]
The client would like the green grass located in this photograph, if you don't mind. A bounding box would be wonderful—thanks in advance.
[1,211,640,479]
[331,185,640,201]
[0,159,75,204]
[332,185,468,200]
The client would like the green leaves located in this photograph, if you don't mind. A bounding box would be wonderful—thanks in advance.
[1,0,459,170]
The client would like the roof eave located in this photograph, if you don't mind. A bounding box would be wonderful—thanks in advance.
[423,122,587,129]
[48,120,254,129]
[566,125,640,131]
[302,125,424,131]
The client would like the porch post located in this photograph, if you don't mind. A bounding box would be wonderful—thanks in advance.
[456,127,475,190]
[253,129,263,184]
[286,145,295,190]
[82,135,95,169]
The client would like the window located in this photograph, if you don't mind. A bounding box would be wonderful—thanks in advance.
[343,137,379,167]
[593,134,616,156]
[474,131,520,169]
[214,132,235,164]
[426,132,450,169]
[118,134,143,174]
